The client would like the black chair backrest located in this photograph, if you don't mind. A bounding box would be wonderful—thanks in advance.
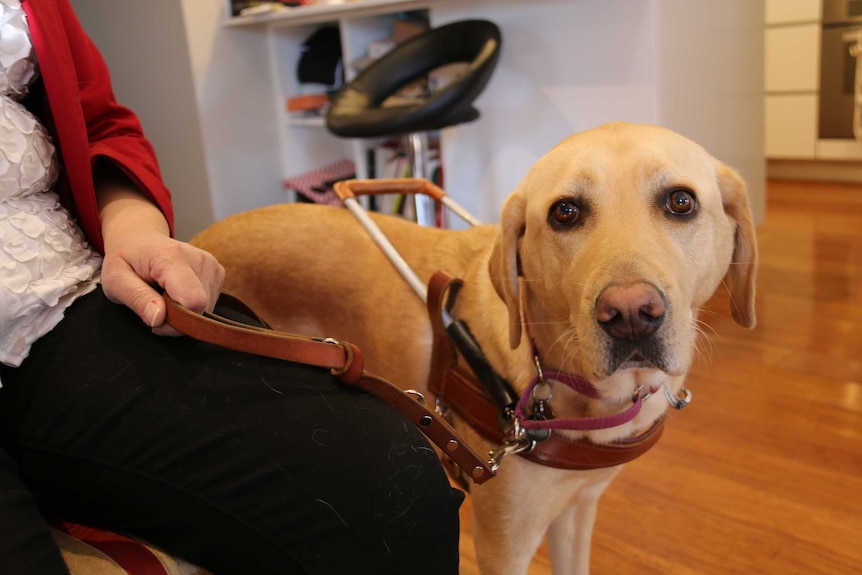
[326,19,502,138]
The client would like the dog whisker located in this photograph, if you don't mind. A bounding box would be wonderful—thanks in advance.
[525,320,574,327]
[691,310,719,364]
[522,308,584,374]
[549,326,582,371]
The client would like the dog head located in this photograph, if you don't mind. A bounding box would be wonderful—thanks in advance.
[490,122,757,384]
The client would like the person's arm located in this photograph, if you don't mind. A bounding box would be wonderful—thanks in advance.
[24,1,222,332]
[95,160,224,335]
[24,0,176,253]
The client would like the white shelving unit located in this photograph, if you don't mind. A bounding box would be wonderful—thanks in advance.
[225,1,437,188]
[224,0,436,28]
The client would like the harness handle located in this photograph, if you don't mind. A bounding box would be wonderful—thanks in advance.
[333,178,447,202]
[333,178,482,227]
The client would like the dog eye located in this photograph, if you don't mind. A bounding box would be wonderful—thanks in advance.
[665,189,697,216]
[549,200,581,226]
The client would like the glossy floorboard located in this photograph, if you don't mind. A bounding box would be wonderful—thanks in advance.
[455,179,862,574]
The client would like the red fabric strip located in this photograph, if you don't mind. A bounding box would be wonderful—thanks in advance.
[51,520,170,575]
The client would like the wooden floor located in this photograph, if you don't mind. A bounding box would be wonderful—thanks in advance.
[456,179,862,574]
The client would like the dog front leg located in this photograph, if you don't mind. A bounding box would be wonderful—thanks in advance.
[469,468,554,575]
[545,466,622,575]
[471,503,545,574]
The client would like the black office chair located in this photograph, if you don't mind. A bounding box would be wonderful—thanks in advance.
[325,19,501,226]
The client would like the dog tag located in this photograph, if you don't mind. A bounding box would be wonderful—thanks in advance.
[525,426,551,442]
[530,399,554,421]
[525,400,553,441]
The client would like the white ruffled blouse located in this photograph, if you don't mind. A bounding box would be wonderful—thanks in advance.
[0,0,102,375]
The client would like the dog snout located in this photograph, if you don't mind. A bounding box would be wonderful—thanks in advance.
[596,283,666,341]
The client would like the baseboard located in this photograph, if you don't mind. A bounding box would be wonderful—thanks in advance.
[767,159,862,183]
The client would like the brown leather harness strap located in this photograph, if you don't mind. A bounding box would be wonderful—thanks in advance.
[165,294,364,383]
[426,271,666,471]
[164,294,496,484]
[520,416,665,469]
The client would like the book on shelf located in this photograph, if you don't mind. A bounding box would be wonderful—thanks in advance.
[365,140,442,223]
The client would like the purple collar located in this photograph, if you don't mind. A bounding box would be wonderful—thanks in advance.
[514,369,657,432]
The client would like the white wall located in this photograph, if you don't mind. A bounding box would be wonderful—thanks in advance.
[69,0,215,241]
[433,0,765,224]
[432,0,661,224]
[179,0,285,221]
[656,0,766,222]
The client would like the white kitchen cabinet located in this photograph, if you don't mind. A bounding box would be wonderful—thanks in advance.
[764,24,821,92]
[763,0,821,162]
[763,0,862,166]
[765,95,819,157]
[765,0,821,24]
[817,139,862,160]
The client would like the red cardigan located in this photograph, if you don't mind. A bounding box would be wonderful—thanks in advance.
[21,0,174,253]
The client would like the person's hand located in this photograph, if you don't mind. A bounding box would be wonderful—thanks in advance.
[96,161,224,335]
[101,227,224,336]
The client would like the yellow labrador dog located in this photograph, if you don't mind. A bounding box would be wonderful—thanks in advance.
[191,122,757,574]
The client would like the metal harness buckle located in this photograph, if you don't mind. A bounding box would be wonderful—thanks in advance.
[488,417,536,473]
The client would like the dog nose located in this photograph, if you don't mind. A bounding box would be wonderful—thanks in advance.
[596,283,666,340]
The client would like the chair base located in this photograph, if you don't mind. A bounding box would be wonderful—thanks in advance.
[405,131,439,227]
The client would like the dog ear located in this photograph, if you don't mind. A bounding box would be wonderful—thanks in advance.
[716,164,758,329]
[490,190,527,348]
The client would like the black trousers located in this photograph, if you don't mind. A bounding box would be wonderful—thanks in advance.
[0,288,463,574]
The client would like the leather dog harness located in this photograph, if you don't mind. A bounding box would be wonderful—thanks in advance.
[164,274,670,488]
[426,272,666,472]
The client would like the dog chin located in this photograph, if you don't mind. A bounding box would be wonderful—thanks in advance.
[616,357,657,371]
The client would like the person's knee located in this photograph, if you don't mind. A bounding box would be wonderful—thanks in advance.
[361,421,465,573]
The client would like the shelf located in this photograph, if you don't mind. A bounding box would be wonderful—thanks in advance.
[224,0,436,28]
[287,115,327,127]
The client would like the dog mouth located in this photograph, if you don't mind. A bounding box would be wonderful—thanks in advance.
[606,339,668,374]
